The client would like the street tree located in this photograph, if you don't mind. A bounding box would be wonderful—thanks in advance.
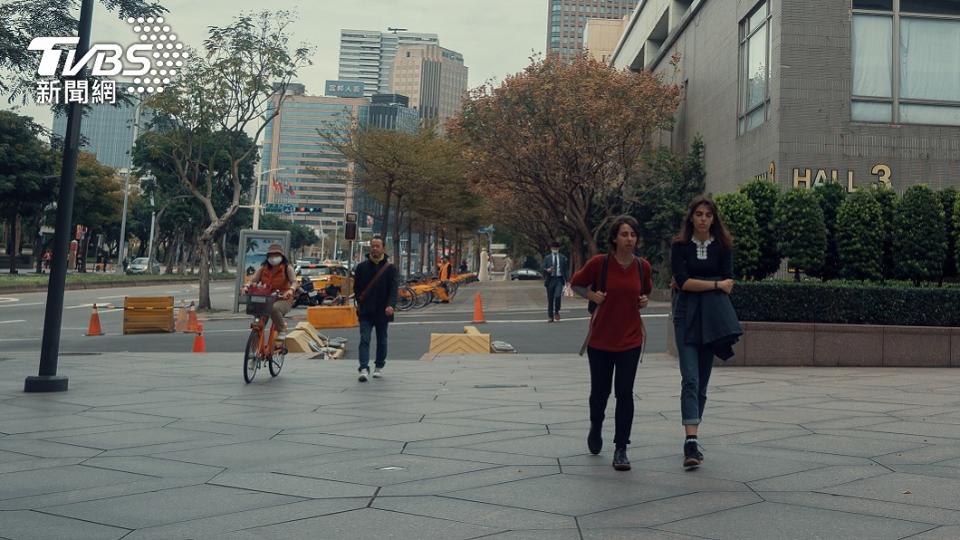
[0,111,57,273]
[871,187,898,281]
[450,53,681,268]
[739,177,780,280]
[141,10,312,309]
[810,182,846,281]
[836,189,883,281]
[715,192,760,280]
[938,187,958,280]
[893,184,946,286]
[774,188,826,281]
[74,151,123,261]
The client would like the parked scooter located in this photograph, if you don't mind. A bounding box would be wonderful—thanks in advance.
[293,276,320,307]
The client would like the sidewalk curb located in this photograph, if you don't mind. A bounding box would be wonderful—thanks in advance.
[0,278,235,294]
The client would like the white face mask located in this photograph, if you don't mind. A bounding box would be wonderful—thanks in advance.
[268,256,282,266]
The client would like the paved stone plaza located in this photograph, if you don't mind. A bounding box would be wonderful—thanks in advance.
[2,351,960,539]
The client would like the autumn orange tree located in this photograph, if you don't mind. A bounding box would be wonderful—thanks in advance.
[449,54,681,268]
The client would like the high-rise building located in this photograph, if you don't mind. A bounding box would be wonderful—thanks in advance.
[261,95,369,230]
[359,94,419,133]
[583,16,630,64]
[391,44,468,130]
[52,101,151,171]
[338,29,439,97]
[547,0,640,62]
[260,89,420,232]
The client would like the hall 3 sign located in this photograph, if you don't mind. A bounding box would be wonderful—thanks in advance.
[792,164,893,191]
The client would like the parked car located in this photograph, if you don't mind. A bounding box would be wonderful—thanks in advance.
[126,257,160,275]
[510,268,543,281]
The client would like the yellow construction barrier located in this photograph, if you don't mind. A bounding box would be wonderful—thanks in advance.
[307,305,359,329]
[123,296,175,335]
[428,325,491,354]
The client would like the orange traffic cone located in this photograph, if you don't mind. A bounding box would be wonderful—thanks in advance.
[85,303,104,336]
[174,299,189,332]
[186,301,200,333]
[472,292,486,324]
[192,324,206,353]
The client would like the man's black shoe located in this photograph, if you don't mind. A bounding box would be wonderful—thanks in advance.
[612,446,630,471]
[683,440,703,468]
[587,424,602,455]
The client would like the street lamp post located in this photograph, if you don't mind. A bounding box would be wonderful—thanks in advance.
[115,169,131,274]
[27,0,95,393]
[252,167,285,230]
[142,174,157,274]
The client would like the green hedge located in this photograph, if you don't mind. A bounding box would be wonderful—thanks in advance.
[731,281,960,327]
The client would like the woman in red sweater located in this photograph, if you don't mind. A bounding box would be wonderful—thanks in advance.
[570,215,653,471]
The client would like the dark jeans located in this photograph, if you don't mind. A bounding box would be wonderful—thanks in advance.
[587,346,642,446]
[358,318,388,372]
[546,278,564,317]
[673,315,714,426]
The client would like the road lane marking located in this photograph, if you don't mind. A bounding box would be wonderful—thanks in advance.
[0,301,45,309]
[0,297,19,304]
[97,295,128,300]
[0,320,26,325]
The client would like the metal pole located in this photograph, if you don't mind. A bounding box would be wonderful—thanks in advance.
[27,0,95,393]
[146,193,156,274]
[252,170,263,230]
[115,171,131,274]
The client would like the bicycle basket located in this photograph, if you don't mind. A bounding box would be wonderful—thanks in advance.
[245,294,276,317]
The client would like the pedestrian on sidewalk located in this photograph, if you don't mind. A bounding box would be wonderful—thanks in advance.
[542,241,568,322]
[570,216,652,471]
[243,244,296,340]
[353,236,398,382]
[670,196,742,469]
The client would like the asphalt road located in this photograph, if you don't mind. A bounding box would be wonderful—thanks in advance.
[0,280,671,364]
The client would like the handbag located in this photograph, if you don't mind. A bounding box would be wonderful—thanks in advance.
[580,255,649,356]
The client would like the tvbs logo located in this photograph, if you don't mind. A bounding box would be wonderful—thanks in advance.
[30,37,154,77]
[30,16,185,98]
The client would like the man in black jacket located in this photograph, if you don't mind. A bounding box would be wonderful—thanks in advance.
[353,236,398,382]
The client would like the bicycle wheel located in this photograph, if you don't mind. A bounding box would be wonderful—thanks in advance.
[269,341,286,377]
[243,330,259,383]
[397,286,416,311]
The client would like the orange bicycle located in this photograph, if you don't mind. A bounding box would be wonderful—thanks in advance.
[242,289,287,383]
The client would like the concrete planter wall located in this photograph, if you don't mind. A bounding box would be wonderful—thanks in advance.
[666,320,960,367]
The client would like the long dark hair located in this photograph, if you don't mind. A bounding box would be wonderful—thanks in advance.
[673,196,733,250]
[606,215,641,251]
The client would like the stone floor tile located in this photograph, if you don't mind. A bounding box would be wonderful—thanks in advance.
[824,472,960,510]
[758,492,960,526]
[578,491,761,529]
[0,465,148,501]
[208,471,377,498]
[44,484,302,529]
[657,501,932,540]
[285,452,499,486]
[372,495,577,529]
[446,472,694,516]
[0,509,129,540]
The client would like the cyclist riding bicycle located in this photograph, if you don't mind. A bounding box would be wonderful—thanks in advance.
[242,244,297,340]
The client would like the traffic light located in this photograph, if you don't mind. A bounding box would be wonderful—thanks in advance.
[344,212,358,241]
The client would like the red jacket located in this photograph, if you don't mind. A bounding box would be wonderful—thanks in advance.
[571,254,653,352]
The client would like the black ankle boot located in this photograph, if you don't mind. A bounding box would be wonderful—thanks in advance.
[612,446,630,471]
[587,423,602,455]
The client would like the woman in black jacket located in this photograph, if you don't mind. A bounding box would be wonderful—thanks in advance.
[671,196,741,469]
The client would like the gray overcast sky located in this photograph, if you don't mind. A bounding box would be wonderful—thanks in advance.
[5,0,547,129]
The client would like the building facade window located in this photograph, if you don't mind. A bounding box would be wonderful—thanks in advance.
[852,0,960,125]
[738,0,771,135]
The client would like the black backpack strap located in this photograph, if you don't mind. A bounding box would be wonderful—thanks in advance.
[636,257,646,295]
[598,254,610,292]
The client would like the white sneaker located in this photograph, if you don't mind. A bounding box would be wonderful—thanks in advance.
[358,369,369,382]
[372,367,383,378]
